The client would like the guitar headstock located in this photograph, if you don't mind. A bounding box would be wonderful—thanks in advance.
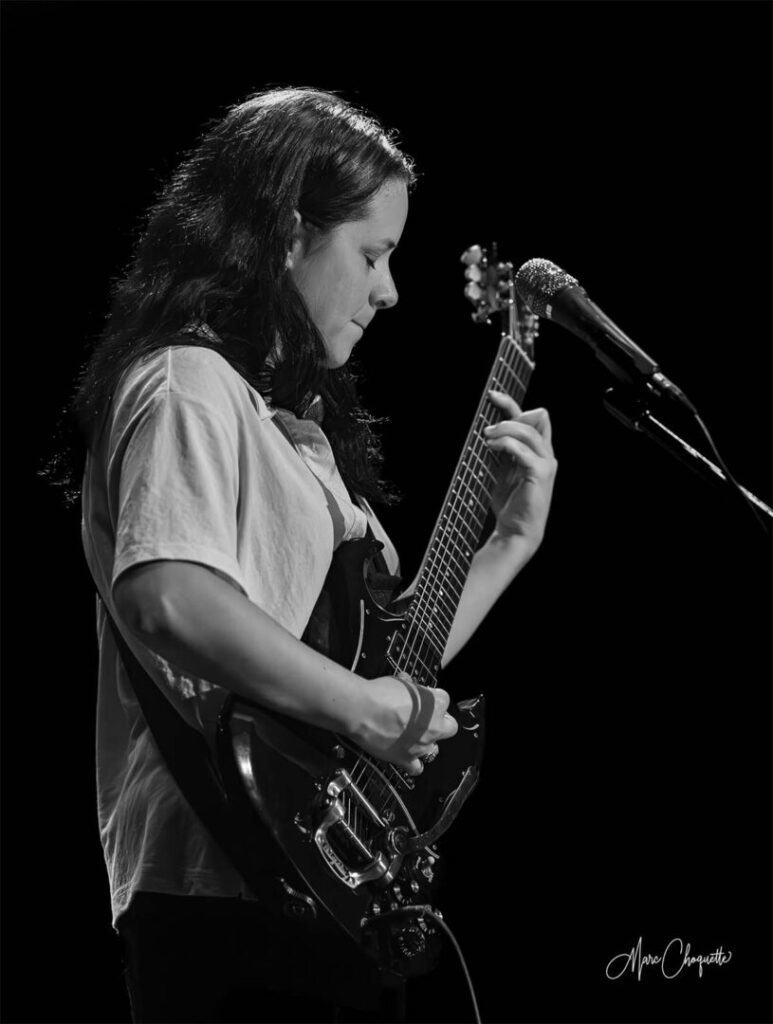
[461,243,512,324]
[460,243,540,357]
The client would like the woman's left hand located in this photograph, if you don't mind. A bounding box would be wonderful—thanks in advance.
[484,390,558,552]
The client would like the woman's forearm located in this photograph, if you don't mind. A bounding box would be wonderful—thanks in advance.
[440,530,538,667]
[115,561,372,736]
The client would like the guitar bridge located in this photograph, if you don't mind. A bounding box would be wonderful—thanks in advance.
[313,770,403,889]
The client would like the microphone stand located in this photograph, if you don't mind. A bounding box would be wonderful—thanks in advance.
[602,385,773,524]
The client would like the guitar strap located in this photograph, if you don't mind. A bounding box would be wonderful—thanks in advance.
[271,409,404,659]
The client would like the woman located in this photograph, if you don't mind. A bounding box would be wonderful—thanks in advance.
[61,86,556,1022]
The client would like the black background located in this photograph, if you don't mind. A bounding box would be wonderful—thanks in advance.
[2,2,771,1023]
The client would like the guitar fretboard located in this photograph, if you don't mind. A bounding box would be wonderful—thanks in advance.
[389,329,535,686]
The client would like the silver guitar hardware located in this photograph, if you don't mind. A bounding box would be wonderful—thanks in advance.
[313,770,405,888]
[278,877,318,920]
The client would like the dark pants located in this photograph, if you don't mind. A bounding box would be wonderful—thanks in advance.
[117,892,406,1024]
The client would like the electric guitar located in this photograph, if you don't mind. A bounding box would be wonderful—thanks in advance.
[214,244,540,976]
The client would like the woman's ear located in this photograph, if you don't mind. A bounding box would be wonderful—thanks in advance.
[285,211,306,270]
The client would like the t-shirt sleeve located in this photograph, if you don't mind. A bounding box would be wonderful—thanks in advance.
[110,391,246,596]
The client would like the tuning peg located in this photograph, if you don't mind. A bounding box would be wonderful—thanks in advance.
[464,265,482,282]
[460,245,483,266]
[464,282,483,301]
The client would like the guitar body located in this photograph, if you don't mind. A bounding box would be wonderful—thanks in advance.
[215,533,485,976]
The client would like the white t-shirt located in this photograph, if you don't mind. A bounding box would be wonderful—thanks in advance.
[81,342,400,931]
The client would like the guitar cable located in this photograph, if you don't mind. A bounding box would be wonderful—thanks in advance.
[379,905,482,1024]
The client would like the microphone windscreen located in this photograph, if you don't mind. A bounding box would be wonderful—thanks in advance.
[515,258,579,317]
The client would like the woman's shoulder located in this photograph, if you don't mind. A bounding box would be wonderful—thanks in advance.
[120,338,273,421]
[166,343,242,394]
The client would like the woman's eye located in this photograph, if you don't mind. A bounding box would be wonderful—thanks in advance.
[364,255,376,270]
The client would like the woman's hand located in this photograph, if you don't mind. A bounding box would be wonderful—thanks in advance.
[352,672,459,776]
[484,390,558,552]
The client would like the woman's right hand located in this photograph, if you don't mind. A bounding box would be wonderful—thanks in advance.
[350,672,459,776]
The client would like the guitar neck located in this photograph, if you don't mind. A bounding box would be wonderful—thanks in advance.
[389,326,535,686]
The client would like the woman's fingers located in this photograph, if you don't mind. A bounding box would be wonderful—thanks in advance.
[486,437,543,477]
[383,675,459,774]
[487,391,554,448]
[485,432,557,480]
[487,389,521,419]
[519,409,553,448]
[484,420,551,459]
[438,709,459,740]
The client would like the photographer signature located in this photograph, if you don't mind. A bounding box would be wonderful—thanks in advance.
[606,936,732,980]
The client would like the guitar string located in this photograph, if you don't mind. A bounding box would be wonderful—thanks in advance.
[349,330,535,825]
[347,339,533,818]
[405,349,528,643]
[343,780,363,845]
[392,397,519,697]
[394,371,525,684]
[407,345,530,648]
[348,329,536,831]
[400,398,504,654]
[350,753,399,835]
[348,472,506,802]
[353,757,391,829]
[400,339,532,678]
[400,343,530,664]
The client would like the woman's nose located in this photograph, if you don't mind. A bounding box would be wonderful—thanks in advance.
[372,271,398,310]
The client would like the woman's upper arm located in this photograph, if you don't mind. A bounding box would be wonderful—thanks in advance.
[113,561,177,637]
[113,560,244,639]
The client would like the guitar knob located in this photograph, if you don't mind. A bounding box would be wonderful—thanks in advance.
[396,924,426,959]
[464,282,482,301]
[460,245,483,265]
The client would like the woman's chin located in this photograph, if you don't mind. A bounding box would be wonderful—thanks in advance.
[322,342,357,369]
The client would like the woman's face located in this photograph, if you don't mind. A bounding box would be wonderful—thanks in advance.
[289,178,409,368]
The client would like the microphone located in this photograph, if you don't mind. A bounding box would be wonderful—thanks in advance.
[514,258,694,411]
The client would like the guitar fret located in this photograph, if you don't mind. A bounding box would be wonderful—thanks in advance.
[434,519,476,562]
[398,640,441,684]
[447,490,486,532]
[513,349,535,373]
[409,611,452,659]
[402,310,537,694]
[467,450,498,488]
[492,367,524,399]
[411,467,492,641]
[410,609,454,652]
[411,590,454,636]
[504,340,534,373]
[423,534,470,584]
[410,636,443,674]
[495,349,530,394]
[422,541,468,595]
[418,551,466,609]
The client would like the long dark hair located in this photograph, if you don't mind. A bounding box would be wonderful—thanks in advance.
[42,86,417,508]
